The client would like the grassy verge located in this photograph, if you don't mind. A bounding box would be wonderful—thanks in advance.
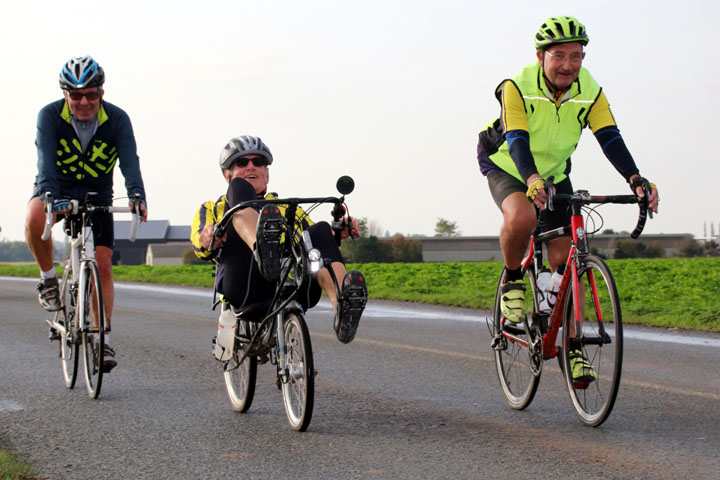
[0,449,34,479]
[1,258,718,331]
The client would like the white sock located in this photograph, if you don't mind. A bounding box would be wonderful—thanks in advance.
[104,334,110,345]
[41,268,57,280]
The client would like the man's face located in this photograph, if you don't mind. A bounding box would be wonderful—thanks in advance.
[64,87,103,121]
[537,42,585,91]
[225,154,270,194]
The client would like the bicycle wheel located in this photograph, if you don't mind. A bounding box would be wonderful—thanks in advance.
[224,320,257,412]
[561,255,622,427]
[57,265,78,389]
[281,312,314,431]
[81,261,105,399]
[492,267,541,410]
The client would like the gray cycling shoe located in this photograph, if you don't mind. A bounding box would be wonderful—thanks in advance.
[103,345,117,373]
[37,277,61,312]
[255,205,285,281]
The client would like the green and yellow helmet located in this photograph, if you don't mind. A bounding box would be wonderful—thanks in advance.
[534,16,589,50]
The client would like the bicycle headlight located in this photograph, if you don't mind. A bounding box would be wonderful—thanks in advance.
[308,248,322,274]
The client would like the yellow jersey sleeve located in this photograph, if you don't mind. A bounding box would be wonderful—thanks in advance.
[499,80,529,133]
[587,90,617,133]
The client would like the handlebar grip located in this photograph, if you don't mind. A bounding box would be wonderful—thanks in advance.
[128,194,141,242]
[41,192,54,241]
[545,176,556,212]
[630,196,649,239]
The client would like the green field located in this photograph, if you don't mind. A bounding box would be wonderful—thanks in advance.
[1,257,718,331]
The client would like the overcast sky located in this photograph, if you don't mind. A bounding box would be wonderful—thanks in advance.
[1,0,718,243]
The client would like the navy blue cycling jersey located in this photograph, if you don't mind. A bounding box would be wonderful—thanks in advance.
[33,98,146,205]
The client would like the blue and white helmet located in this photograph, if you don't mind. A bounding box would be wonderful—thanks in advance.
[59,56,105,90]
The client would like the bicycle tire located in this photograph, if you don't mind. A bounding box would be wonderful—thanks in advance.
[492,267,541,410]
[281,312,314,431]
[81,261,105,399]
[224,320,257,412]
[57,264,78,389]
[561,255,623,427]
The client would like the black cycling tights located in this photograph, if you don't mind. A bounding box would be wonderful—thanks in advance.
[222,178,344,310]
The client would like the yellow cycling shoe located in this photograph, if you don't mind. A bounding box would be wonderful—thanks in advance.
[501,281,526,323]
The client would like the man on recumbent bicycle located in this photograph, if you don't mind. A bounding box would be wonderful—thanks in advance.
[191,135,368,358]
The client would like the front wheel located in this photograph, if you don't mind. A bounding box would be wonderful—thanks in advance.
[81,261,105,399]
[57,265,78,389]
[224,320,258,412]
[561,255,623,427]
[281,312,314,431]
[492,267,541,410]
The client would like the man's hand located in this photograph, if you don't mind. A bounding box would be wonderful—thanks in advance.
[131,200,149,223]
[341,216,360,239]
[51,198,72,214]
[629,175,659,214]
[526,176,548,210]
[200,224,227,251]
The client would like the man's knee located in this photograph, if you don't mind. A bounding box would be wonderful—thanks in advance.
[25,197,47,236]
[502,195,536,234]
[95,246,114,276]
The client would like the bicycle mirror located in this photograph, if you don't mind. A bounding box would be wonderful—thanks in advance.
[336,176,355,195]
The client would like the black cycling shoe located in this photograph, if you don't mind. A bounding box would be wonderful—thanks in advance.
[255,204,285,282]
[334,270,368,344]
[37,277,61,312]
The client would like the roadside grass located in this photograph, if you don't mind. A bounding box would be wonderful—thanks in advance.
[0,449,34,479]
[2,257,718,331]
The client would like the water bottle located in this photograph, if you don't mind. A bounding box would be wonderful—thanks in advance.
[536,267,552,313]
[547,264,566,310]
[213,306,236,361]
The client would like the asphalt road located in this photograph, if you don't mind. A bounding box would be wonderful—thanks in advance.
[1,276,719,479]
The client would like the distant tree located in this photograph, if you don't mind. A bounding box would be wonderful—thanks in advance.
[601,228,616,234]
[434,218,461,237]
[644,242,666,258]
[679,237,703,257]
[614,239,664,259]
[702,240,720,257]
[182,248,205,265]
[391,234,423,262]
[356,217,369,237]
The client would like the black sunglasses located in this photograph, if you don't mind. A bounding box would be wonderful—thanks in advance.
[67,90,101,101]
[234,157,269,167]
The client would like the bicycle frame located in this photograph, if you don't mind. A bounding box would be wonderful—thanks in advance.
[515,202,593,361]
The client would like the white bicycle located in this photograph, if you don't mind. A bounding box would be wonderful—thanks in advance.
[42,192,140,399]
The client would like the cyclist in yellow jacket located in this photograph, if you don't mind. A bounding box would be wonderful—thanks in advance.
[191,136,367,346]
[477,16,659,380]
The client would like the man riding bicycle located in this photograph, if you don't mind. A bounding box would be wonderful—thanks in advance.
[191,135,368,352]
[25,55,148,372]
[476,16,659,382]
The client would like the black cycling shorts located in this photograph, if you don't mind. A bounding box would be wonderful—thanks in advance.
[30,188,115,249]
[487,169,573,231]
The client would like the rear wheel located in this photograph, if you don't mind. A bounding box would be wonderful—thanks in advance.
[57,265,78,389]
[492,266,541,410]
[561,255,622,427]
[224,320,257,412]
[81,261,105,399]
[281,312,314,431]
